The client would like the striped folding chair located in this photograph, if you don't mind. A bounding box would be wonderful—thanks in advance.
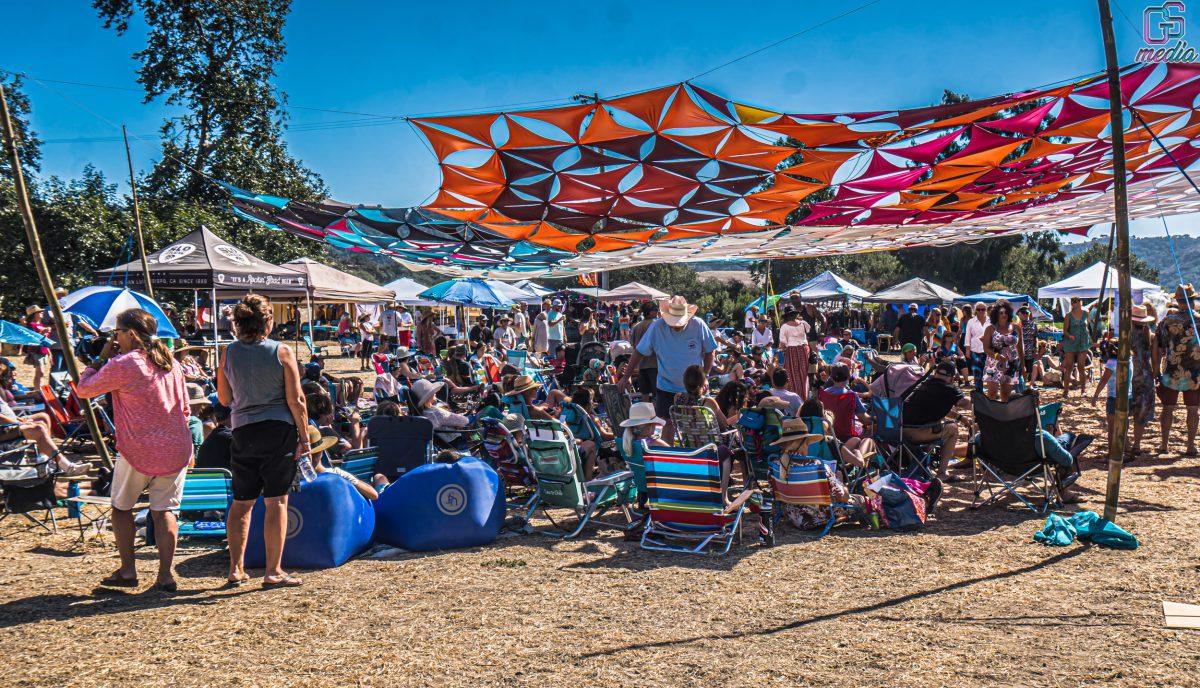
[769,453,853,538]
[670,404,738,450]
[641,444,758,555]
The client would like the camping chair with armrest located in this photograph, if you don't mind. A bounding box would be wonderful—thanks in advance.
[140,468,233,547]
[478,417,540,530]
[970,391,1082,514]
[524,418,636,539]
[819,345,843,367]
[362,414,434,481]
[640,443,758,555]
[303,335,327,360]
[1039,401,1063,436]
[670,404,740,451]
[600,383,632,429]
[867,395,943,481]
[0,437,58,533]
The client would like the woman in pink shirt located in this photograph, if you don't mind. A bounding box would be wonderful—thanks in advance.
[779,307,812,400]
[76,309,192,592]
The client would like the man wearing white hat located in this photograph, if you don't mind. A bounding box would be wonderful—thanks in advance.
[619,295,717,441]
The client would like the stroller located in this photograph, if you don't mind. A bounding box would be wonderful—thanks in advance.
[0,438,59,533]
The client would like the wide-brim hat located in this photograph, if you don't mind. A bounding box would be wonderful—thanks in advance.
[620,402,667,428]
[305,425,340,456]
[1175,283,1197,303]
[770,418,825,447]
[392,346,415,360]
[505,374,540,396]
[1131,304,1157,324]
[412,378,445,406]
[657,295,698,327]
[25,304,43,316]
[173,345,209,357]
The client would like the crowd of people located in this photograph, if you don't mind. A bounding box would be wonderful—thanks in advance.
[5,276,1197,585]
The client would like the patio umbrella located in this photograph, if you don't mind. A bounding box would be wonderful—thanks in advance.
[59,286,180,338]
[0,320,54,347]
[417,278,515,308]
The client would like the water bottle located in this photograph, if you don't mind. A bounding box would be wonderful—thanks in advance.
[297,455,318,483]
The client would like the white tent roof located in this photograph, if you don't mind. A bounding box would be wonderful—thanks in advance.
[283,258,395,303]
[485,279,542,305]
[382,277,439,306]
[782,270,871,301]
[1037,261,1162,301]
[865,277,962,304]
[598,281,668,302]
[514,280,554,298]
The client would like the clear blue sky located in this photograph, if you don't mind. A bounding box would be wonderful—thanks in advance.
[4,0,1198,240]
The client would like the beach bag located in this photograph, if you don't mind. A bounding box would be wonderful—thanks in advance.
[867,473,927,531]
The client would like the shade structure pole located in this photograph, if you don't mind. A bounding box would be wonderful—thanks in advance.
[192,289,199,340]
[121,125,154,300]
[211,288,219,363]
[306,291,314,361]
[1,84,114,469]
[1097,0,1134,523]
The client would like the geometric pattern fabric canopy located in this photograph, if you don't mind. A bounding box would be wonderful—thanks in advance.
[228,62,1200,278]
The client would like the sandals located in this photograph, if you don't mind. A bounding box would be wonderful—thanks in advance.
[100,572,139,588]
[262,575,303,588]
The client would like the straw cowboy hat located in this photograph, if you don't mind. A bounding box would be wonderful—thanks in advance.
[657,295,698,327]
[411,378,445,407]
[770,418,825,448]
[1131,304,1157,324]
[505,374,540,396]
[305,425,340,457]
[619,402,666,428]
[1175,283,1197,303]
[391,346,415,361]
[25,304,43,317]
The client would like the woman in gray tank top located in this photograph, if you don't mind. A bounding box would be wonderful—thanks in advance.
[216,294,310,588]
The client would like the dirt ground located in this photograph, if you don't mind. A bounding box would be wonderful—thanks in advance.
[1,350,1197,687]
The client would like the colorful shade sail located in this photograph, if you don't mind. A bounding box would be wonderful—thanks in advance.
[226,62,1200,278]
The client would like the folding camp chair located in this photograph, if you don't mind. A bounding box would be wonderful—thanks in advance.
[1039,401,1063,436]
[141,468,233,547]
[363,415,434,481]
[524,418,636,539]
[819,346,842,367]
[303,335,327,359]
[479,417,540,530]
[640,443,758,555]
[770,453,855,538]
[338,448,379,483]
[670,404,739,450]
[600,383,632,429]
[0,437,58,533]
[970,391,1081,514]
[868,395,943,481]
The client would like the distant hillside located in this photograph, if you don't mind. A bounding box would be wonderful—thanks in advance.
[1064,235,1200,286]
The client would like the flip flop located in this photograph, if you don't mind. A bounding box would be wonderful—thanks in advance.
[262,575,303,588]
[100,572,139,588]
[223,573,251,589]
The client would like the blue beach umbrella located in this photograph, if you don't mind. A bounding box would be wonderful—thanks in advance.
[59,286,180,338]
[0,320,54,347]
[417,278,516,308]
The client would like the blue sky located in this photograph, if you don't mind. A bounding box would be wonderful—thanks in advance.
[4,0,1199,241]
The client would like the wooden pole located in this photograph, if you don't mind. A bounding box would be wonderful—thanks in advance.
[0,84,114,469]
[1097,0,1134,522]
[121,125,155,300]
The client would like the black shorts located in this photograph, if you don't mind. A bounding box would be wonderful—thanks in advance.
[637,368,658,396]
[653,389,675,421]
[230,420,298,501]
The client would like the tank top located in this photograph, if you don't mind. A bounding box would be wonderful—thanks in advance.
[223,338,293,429]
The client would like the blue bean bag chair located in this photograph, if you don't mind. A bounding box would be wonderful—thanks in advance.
[244,473,375,569]
[373,457,504,551]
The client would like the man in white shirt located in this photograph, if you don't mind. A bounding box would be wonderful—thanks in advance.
[744,305,759,332]
[379,303,400,354]
[396,304,414,349]
[964,301,989,392]
[750,316,774,347]
[546,299,566,352]
[495,314,517,352]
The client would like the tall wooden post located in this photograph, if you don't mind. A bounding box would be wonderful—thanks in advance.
[122,125,155,299]
[1097,0,1134,522]
[1,84,114,468]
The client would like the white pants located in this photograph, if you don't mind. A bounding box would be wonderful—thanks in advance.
[110,457,186,512]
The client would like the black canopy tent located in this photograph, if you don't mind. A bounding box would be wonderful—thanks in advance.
[95,226,308,348]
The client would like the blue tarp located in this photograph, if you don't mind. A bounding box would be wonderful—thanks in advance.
[953,290,1054,321]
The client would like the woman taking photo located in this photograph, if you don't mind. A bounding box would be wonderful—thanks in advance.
[218,295,310,588]
[76,309,193,592]
[1060,296,1091,396]
[778,308,812,399]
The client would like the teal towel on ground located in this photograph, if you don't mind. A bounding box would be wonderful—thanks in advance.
[1033,513,1076,546]
[1070,511,1139,550]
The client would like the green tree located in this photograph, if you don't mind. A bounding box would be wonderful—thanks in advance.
[94,0,326,261]
[1059,240,1158,283]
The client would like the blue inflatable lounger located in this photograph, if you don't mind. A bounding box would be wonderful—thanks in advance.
[245,473,375,570]
[374,457,505,552]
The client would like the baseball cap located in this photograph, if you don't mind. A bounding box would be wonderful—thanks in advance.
[934,360,957,376]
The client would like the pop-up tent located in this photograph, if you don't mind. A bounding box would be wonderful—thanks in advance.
[383,277,439,306]
[781,270,871,301]
[484,279,542,305]
[283,258,395,303]
[954,290,1054,321]
[514,280,554,298]
[599,282,668,302]
[866,278,961,304]
[1037,261,1162,304]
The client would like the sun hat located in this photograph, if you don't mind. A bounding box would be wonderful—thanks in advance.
[551,298,563,307]
[1131,304,1157,323]
[657,295,699,327]
[305,425,340,457]
[500,412,526,434]
[186,384,212,409]
[770,418,825,447]
[1175,283,1197,303]
[392,346,415,360]
[412,378,445,406]
[908,303,919,311]
[902,343,917,354]
[505,374,540,396]
[54,287,68,298]
[619,402,667,428]
[25,304,43,316]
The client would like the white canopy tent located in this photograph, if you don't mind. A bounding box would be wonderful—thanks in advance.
[781,270,871,301]
[383,277,439,306]
[1037,261,1163,305]
[283,258,395,303]
[485,279,542,305]
[513,280,554,298]
[598,281,669,302]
